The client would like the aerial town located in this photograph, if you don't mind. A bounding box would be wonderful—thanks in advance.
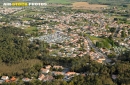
[0,0,130,85]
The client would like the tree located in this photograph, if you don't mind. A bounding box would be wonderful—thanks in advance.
[110,27,116,33]
[121,31,127,37]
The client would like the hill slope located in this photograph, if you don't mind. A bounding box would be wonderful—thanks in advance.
[2,0,130,3]
[1,0,130,5]
[86,0,130,4]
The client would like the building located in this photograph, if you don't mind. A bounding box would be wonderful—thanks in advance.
[53,72,64,76]
[0,80,4,84]
[10,76,17,82]
[98,57,105,61]
[22,78,31,82]
[38,74,45,81]
[1,76,9,80]
[45,65,51,69]
[43,75,54,82]
[53,65,63,69]
[41,68,50,74]
[65,72,76,76]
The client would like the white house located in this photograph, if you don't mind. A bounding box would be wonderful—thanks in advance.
[1,76,9,80]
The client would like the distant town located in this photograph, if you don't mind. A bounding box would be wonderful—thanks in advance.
[0,1,130,85]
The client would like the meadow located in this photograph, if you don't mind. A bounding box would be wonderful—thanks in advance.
[0,59,42,75]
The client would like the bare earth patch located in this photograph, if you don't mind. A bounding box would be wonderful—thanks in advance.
[72,2,108,10]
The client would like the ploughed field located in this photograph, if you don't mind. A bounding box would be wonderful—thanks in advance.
[72,2,108,10]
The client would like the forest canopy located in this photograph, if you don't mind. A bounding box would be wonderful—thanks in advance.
[0,26,40,64]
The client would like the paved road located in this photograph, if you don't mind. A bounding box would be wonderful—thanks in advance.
[113,25,120,37]
[86,36,111,63]
[62,68,69,73]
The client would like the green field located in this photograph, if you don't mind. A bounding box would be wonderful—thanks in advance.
[88,35,112,49]
[46,0,71,4]
[25,26,37,34]
[0,59,42,75]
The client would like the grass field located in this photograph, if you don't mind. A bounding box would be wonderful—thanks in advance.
[0,59,42,75]
[46,0,71,4]
[89,35,104,42]
[72,2,108,10]
[24,26,37,34]
[88,35,112,49]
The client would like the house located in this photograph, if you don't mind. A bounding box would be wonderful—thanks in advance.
[53,65,63,69]
[10,76,17,82]
[98,57,105,61]
[97,60,103,63]
[41,68,50,74]
[43,75,54,82]
[1,76,9,80]
[112,75,117,80]
[78,53,83,57]
[22,78,31,82]
[45,65,51,69]
[5,79,10,83]
[65,72,76,76]
[38,74,45,81]
[53,72,64,76]
[0,80,4,84]
[77,44,81,48]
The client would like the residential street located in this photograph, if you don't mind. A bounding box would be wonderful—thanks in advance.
[86,36,111,63]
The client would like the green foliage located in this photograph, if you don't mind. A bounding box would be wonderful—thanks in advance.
[54,75,64,79]
[0,26,40,64]
[118,50,130,61]
[121,30,127,37]
[108,53,116,58]
[110,27,116,33]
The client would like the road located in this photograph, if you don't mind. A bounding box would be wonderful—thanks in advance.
[113,25,120,37]
[62,68,69,73]
[86,36,111,63]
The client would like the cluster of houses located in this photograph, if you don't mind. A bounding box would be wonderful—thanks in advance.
[0,5,128,84]
[0,5,129,65]
[0,65,80,84]
[46,34,90,58]
[0,76,18,84]
[29,31,70,43]
[23,10,114,63]
[0,7,22,14]
[38,65,79,82]
[0,64,118,84]
[89,51,106,63]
